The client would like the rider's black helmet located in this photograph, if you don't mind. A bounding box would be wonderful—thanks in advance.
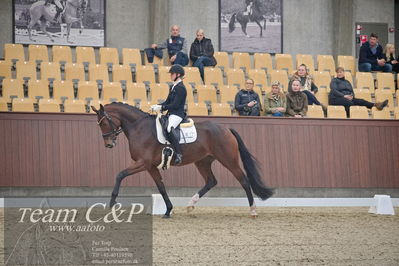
[168,64,185,77]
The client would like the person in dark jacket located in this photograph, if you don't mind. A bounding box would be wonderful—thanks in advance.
[189,29,217,81]
[234,78,261,116]
[329,67,388,117]
[358,33,392,72]
[286,79,308,117]
[151,65,187,164]
[383,44,399,73]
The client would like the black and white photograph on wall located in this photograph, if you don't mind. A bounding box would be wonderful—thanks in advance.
[220,0,282,53]
[13,0,105,46]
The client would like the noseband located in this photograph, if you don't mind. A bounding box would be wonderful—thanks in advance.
[97,111,122,138]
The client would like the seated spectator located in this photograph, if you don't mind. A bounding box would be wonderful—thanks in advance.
[264,81,286,117]
[383,43,399,73]
[329,67,388,117]
[359,33,392,72]
[234,78,261,116]
[151,25,189,66]
[190,29,217,82]
[286,79,308,117]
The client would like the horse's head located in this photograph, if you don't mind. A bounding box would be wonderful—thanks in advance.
[91,104,122,148]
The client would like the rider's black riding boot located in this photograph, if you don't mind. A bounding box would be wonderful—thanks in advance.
[53,7,62,23]
[168,127,182,165]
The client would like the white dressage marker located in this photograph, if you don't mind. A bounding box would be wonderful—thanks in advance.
[368,195,395,215]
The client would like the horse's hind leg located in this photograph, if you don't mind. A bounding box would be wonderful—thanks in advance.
[241,22,250,38]
[39,20,54,42]
[255,20,263,37]
[187,156,217,212]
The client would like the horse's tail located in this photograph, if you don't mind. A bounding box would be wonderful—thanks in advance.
[229,129,274,200]
[229,13,236,33]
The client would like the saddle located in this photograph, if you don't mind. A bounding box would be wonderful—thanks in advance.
[155,114,197,145]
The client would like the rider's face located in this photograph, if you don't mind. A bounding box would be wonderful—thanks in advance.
[170,72,177,81]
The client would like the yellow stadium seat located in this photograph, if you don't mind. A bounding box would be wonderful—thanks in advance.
[226,68,245,89]
[375,90,394,111]
[77,81,99,102]
[41,62,61,81]
[151,83,169,103]
[65,63,85,82]
[187,102,208,116]
[372,107,391,119]
[313,71,331,91]
[2,79,24,103]
[349,106,369,119]
[76,46,96,66]
[186,88,194,103]
[0,60,12,79]
[99,47,119,66]
[204,67,224,87]
[12,98,35,112]
[307,105,324,118]
[214,51,229,71]
[356,72,375,92]
[28,44,48,63]
[89,64,109,83]
[248,69,267,92]
[353,89,372,102]
[138,101,154,113]
[219,86,237,104]
[394,107,399,119]
[317,55,335,76]
[254,53,273,72]
[376,73,395,93]
[28,79,50,100]
[211,103,232,116]
[232,52,251,71]
[184,67,203,86]
[136,65,156,84]
[158,66,171,84]
[144,53,163,66]
[343,72,354,87]
[112,64,133,83]
[63,99,86,113]
[16,61,37,80]
[122,48,142,68]
[296,54,315,73]
[269,69,289,91]
[125,82,147,103]
[53,80,74,101]
[315,91,329,106]
[327,105,347,118]
[337,55,356,74]
[275,54,293,74]
[4,43,25,63]
[197,85,217,103]
[52,46,72,64]
[102,82,123,102]
[0,98,8,111]
[39,98,60,112]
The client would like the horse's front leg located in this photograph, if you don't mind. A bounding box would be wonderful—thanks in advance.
[255,20,263,37]
[110,160,146,207]
[148,166,173,218]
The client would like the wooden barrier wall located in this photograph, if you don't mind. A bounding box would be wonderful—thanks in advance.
[0,112,398,188]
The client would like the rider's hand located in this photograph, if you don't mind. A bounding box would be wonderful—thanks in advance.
[151,104,162,112]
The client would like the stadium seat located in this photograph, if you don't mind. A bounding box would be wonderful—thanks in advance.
[112,64,133,83]
[65,63,85,82]
[374,90,394,111]
[356,72,375,92]
[135,65,156,85]
[296,54,315,73]
[76,46,96,66]
[77,81,99,103]
[344,72,354,87]
[204,67,224,88]
[394,107,399,119]
[122,48,142,69]
[158,66,171,84]
[226,68,245,89]
[144,53,163,66]
[0,98,8,111]
[2,79,24,103]
[214,51,229,71]
[52,45,72,64]
[53,80,75,101]
[313,71,331,92]
[376,73,395,93]
[186,88,194,103]
[353,89,372,102]
[138,101,153,112]
[219,86,238,105]
[307,105,324,118]
[27,79,50,100]
[4,43,25,63]
[317,55,335,76]
[12,98,34,112]
[38,98,60,112]
[41,62,61,81]
[248,69,268,92]
[89,64,109,83]
[211,103,232,116]
[125,82,148,103]
[349,106,369,119]
[102,82,123,102]
[63,99,86,113]
[184,67,203,87]
[253,53,273,72]
[275,54,293,74]
[372,107,391,119]
[232,52,251,71]
[16,61,37,80]
[150,83,169,103]
[28,44,49,63]
[187,102,208,116]
[197,85,217,104]
[315,91,329,106]
[0,60,12,79]
[99,47,119,68]
[337,55,356,74]
[269,69,289,91]
[327,105,347,118]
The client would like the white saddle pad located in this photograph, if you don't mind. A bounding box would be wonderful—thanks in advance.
[155,114,197,144]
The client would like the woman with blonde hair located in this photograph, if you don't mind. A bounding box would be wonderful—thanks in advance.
[383,43,399,73]
[264,81,286,117]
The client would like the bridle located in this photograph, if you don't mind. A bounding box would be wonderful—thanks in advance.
[97,111,122,138]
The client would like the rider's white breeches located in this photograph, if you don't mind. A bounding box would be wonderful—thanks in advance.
[167,115,182,133]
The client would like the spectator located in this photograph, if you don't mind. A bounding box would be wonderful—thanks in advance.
[151,25,189,66]
[189,29,217,82]
[383,43,399,73]
[329,67,388,117]
[234,78,261,116]
[264,81,286,117]
[286,79,308,117]
[359,33,392,72]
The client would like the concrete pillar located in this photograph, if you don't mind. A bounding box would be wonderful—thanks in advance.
[332,0,354,56]
[149,0,170,44]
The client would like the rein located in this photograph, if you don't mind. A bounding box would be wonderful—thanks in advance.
[97,111,123,138]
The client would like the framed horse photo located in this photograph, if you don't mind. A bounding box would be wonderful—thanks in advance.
[13,0,106,47]
[219,0,283,54]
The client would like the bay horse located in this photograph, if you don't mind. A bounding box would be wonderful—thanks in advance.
[228,0,267,37]
[91,103,274,218]
[27,0,87,43]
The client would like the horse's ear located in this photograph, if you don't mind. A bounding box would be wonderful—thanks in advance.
[91,106,98,114]
[99,104,104,111]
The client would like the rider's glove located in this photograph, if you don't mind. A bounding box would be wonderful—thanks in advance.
[151,104,162,112]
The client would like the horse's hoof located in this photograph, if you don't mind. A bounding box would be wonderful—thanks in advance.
[187,206,195,213]
[109,200,117,208]
[162,214,171,219]
[246,35,250,38]
[251,214,258,219]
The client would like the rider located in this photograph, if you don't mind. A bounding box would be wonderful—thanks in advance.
[244,0,254,16]
[45,0,66,23]
[151,65,187,165]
